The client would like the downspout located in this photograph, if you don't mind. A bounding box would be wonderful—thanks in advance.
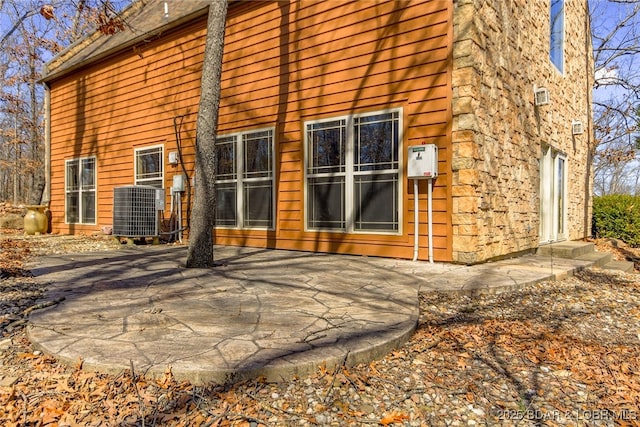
[42,81,51,207]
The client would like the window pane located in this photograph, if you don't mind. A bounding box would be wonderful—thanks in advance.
[354,112,399,171]
[557,157,565,234]
[550,0,564,72]
[354,173,398,231]
[216,182,237,226]
[82,191,96,224]
[244,181,272,227]
[66,160,79,191]
[308,176,345,230]
[66,157,97,224]
[81,158,95,190]
[308,120,345,174]
[136,147,163,180]
[66,192,79,223]
[140,179,163,189]
[216,136,236,180]
[244,131,272,179]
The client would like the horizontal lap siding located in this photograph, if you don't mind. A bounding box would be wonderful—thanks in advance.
[216,0,452,260]
[49,20,206,234]
[49,0,452,261]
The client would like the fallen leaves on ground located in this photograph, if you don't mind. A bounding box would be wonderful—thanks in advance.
[0,239,33,279]
[1,232,639,425]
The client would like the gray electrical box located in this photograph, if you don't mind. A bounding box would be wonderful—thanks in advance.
[408,144,438,179]
[172,174,185,192]
[168,151,179,165]
[155,188,165,210]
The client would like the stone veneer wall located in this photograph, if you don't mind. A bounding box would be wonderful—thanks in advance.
[451,0,594,264]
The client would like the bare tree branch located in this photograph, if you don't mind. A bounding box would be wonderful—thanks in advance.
[0,11,31,48]
[591,0,640,194]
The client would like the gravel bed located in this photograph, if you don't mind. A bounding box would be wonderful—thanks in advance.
[1,233,639,426]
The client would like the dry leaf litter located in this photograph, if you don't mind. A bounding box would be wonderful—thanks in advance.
[1,230,639,426]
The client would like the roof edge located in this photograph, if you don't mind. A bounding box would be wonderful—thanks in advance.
[41,0,209,83]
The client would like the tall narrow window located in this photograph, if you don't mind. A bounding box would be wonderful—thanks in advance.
[307,119,347,230]
[215,135,238,227]
[556,156,565,235]
[65,157,96,224]
[215,128,275,229]
[306,109,401,233]
[550,0,564,73]
[243,130,274,227]
[353,113,400,231]
[135,145,164,188]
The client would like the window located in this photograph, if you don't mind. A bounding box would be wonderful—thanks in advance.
[305,109,401,233]
[550,0,564,73]
[65,157,96,224]
[135,145,164,188]
[215,128,275,229]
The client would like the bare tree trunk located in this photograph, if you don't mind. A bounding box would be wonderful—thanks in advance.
[13,116,19,205]
[29,49,43,204]
[185,0,228,268]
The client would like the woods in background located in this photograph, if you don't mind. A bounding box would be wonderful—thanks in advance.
[0,0,127,204]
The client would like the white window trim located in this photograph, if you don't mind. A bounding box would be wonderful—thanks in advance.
[134,144,164,187]
[303,108,403,235]
[65,156,97,225]
[215,127,276,230]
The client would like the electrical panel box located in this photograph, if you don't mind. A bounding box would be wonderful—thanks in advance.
[155,188,165,210]
[168,151,179,165]
[408,144,438,179]
[172,174,185,193]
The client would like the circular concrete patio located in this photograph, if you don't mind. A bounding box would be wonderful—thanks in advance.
[27,245,419,385]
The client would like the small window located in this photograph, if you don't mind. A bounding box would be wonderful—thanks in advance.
[550,0,564,73]
[215,128,275,229]
[305,109,401,233]
[65,157,96,224]
[135,145,164,188]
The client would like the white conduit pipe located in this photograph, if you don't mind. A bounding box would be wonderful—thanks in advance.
[428,178,434,264]
[413,178,435,263]
[178,192,183,243]
[169,189,174,228]
[413,179,419,262]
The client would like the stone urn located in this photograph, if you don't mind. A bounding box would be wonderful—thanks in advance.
[23,205,49,235]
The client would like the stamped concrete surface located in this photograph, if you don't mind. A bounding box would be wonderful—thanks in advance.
[27,246,422,385]
[26,245,594,385]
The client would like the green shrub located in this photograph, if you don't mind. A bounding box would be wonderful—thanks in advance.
[592,194,640,247]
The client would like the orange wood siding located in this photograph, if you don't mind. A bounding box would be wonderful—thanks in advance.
[48,0,453,261]
[48,18,206,235]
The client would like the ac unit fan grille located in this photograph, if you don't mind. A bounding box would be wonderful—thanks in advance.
[113,186,159,237]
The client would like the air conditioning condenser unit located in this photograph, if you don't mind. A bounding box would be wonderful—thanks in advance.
[113,185,164,237]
